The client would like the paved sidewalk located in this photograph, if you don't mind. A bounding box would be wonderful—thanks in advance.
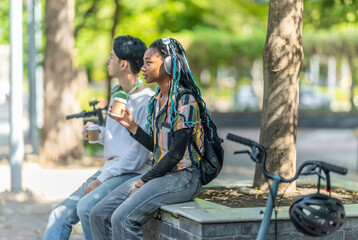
[0,196,52,240]
[0,163,97,240]
[0,194,85,240]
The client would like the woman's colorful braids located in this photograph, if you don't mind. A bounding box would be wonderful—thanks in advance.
[147,38,213,140]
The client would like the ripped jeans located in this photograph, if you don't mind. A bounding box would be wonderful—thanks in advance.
[43,171,139,240]
[90,165,202,240]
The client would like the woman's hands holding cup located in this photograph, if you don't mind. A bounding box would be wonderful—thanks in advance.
[108,105,138,135]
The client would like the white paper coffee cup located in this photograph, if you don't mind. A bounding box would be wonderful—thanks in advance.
[109,97,128,117]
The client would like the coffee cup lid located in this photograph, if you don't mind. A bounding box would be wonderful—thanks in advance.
[113,97,128,104]
[113,90,128,101]
[87,124,99,131]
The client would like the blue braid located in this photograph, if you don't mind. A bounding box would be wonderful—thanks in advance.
[168,42,200,130]
[171,59,200,127]
[174,39,213,139]
[168,42,180,130]
[174,40,202,98]
[146,86,160,134]
[170,61,181,125]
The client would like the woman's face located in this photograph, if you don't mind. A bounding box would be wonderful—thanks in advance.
[141,47,168,84]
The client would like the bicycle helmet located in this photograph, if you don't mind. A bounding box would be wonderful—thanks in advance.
[289,193,345,237]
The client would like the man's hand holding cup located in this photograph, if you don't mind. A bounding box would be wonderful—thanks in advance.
[83,122,100,144]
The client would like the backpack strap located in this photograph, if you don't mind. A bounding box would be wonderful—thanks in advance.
[174,89,192,106]
[189,135,203,158]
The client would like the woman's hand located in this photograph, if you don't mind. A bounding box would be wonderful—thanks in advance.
[108,106,138,134]
[130,179,145,196]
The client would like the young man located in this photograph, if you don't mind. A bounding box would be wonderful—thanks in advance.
[43,35,154,240]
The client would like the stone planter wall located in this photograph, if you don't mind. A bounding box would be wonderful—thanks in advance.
[143,199,358,240]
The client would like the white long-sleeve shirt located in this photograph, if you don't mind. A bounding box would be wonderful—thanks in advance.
[97,87,154,183]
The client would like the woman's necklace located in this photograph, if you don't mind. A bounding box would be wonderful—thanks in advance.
[159,95,168,109]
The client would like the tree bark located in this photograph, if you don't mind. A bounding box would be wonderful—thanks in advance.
[254,0,304,193]
[106,0,120,103]
[41,0,83,165]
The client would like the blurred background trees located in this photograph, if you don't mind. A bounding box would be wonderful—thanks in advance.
[0,0,358,164]
[40,0,83,165]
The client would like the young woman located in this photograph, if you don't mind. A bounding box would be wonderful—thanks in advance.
[89,37,211,240]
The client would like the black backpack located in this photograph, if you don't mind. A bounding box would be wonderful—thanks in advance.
[175,90,224,185]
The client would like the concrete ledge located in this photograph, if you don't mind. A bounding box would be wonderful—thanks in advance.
[158,199,358,223]
[160,199,282,223]
[143,179,358,240]
[144,201,358,240]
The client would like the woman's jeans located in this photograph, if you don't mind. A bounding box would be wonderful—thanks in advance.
[43,171,139,240]
[90,165,202,240]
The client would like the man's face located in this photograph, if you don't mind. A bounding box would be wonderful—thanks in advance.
[141,48,167,84]
[106,49,122,78]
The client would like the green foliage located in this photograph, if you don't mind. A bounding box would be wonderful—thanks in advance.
[78,85,107,111]
[0,0,269,83]
[303,25,358,56]
[304,0,358,29]
[84,140,104,157]
[2,0,358,97]
[0,0,29,46]
[187,27,266,71]
[73,0,269,82]
[74,0,115,82]
[68,0,358,108]
[0,1,9,44]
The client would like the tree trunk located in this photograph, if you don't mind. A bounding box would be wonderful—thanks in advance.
[106,0,120,103]
[41,0,83,165]
[254,0,304,193]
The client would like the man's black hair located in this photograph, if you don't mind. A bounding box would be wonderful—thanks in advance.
[113,35,147,74]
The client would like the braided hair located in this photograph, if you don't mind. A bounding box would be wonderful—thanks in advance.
[145,37,213,140]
